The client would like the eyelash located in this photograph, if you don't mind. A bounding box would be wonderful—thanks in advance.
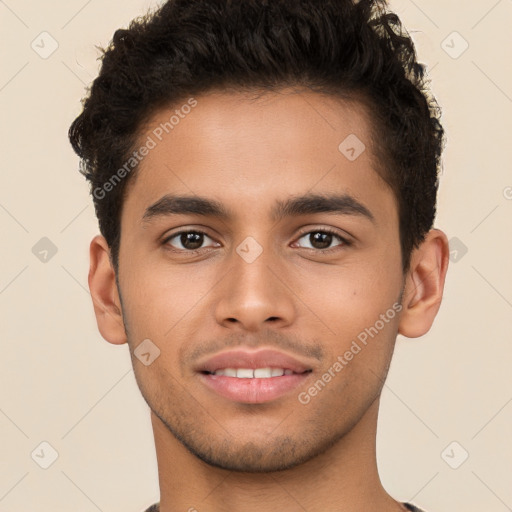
[161,227,352,254]
[294,227,353,252]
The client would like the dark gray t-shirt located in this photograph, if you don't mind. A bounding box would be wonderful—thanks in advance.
[144,502,426,511]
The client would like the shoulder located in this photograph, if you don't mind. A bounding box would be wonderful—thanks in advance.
[141,503,424,512]
[403,504,427,512]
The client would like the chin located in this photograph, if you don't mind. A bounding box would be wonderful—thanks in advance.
[185,439,312,473]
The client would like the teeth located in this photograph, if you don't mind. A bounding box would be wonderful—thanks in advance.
[236,368,254,378]
[211,367,295,378]
[254,368,272,378]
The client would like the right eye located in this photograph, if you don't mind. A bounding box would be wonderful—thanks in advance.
[163,230,220,252]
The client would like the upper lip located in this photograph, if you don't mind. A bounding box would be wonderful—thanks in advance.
[195,348,314,374]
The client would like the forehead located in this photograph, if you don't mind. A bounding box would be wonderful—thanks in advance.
[122,89,396,224]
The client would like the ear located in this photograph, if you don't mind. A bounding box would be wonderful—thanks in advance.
[398,228,450,338]
[88,235,127,345]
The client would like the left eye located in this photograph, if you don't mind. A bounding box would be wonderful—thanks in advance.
[165,231,218,251]
[295,230,347,250]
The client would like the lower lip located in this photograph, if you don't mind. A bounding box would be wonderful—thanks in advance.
[199,373,310,403]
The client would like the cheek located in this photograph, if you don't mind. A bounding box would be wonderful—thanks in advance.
[295,263,401,382]
[120,260,216,341]
[296,259,400,324]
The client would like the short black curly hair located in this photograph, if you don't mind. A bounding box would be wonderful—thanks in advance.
[69,0,444,273]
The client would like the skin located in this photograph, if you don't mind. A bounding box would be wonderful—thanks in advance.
[88,89,449,512]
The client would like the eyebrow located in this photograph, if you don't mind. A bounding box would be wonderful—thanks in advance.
[142,193,375,224]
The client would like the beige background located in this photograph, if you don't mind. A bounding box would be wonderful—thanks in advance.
[1,0,511,510]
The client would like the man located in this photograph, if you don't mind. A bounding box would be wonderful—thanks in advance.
[69,0,449,510]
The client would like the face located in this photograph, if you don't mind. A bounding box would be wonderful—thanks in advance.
[116,89,405,472]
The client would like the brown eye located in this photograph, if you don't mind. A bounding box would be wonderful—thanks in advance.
[165,231,216,251]
[295,230,348,251]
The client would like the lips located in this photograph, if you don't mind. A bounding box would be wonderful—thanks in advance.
[195,348,314,404]
[196,348,313,375]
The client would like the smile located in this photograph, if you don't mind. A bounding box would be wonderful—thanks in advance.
[204,367,307,378]
[195,348,316,403]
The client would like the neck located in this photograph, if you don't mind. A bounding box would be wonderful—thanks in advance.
[152,398,402,512]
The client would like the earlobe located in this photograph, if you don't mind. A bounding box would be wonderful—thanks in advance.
[398,229,450,338]
[88,235,127,345]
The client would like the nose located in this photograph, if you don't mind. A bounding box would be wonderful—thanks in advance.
[214,241,296,332]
